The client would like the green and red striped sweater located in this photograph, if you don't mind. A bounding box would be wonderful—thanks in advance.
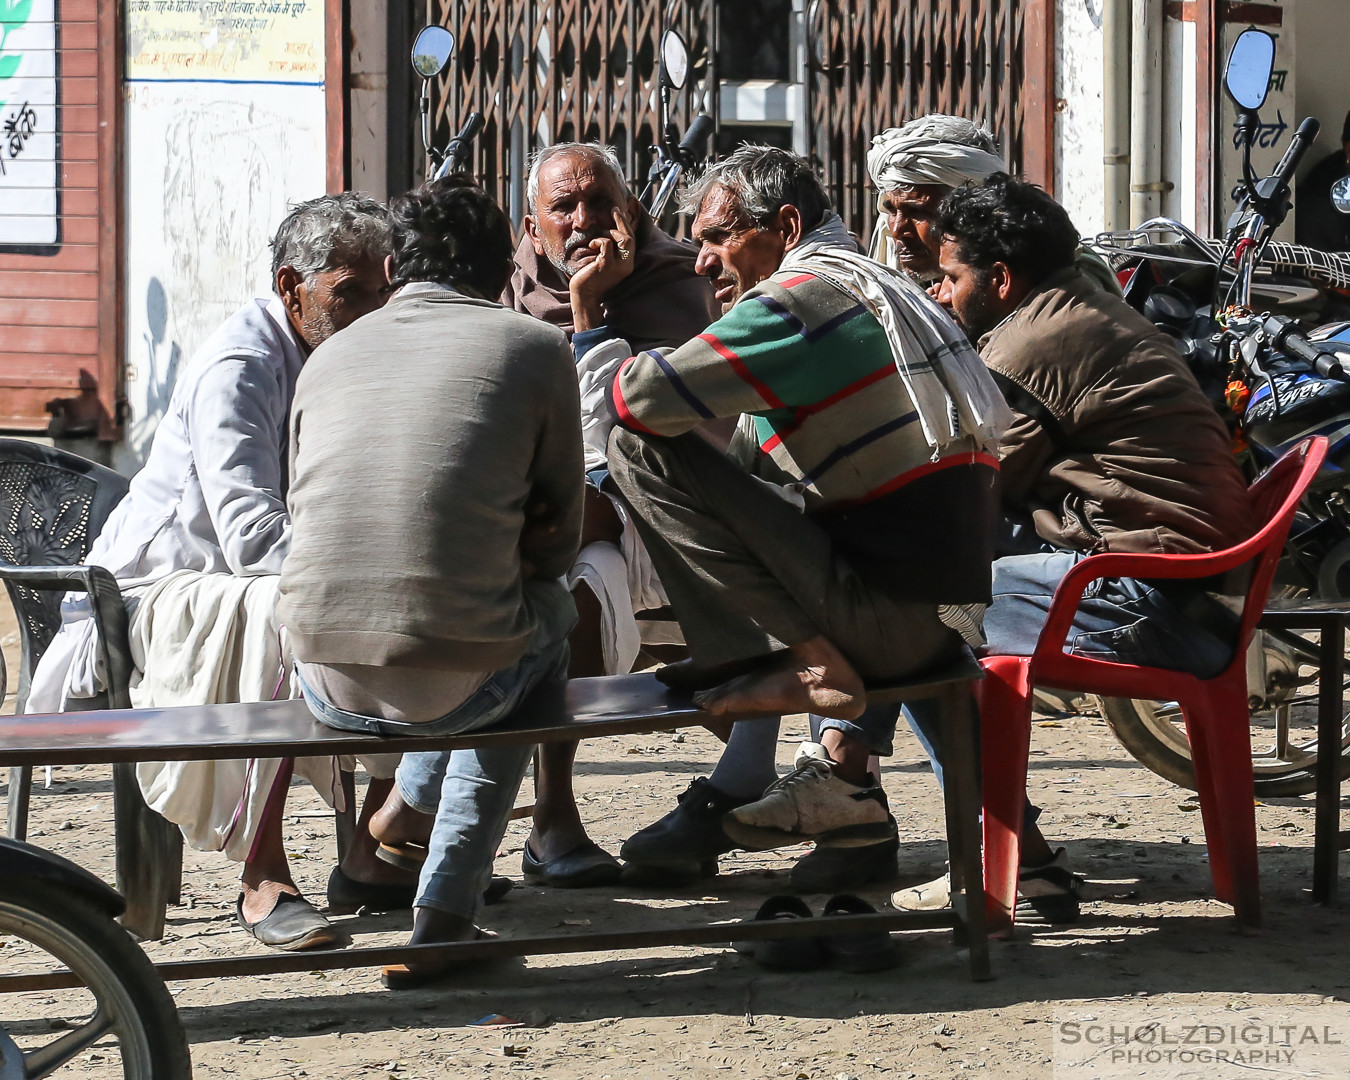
[598,268,999,603]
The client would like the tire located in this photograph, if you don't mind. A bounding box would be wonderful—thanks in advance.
[1099,625,1350,797]
[0,879,191,1079]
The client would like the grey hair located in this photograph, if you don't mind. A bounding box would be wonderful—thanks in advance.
[269,192,392,288]
[680,144,831,231]
[525,142,629,210]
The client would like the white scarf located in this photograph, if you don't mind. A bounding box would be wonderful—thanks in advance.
[781,214,1012,459]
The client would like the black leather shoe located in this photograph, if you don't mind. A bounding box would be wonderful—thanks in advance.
[522,840,622,887]
[789,832,900,893]
[236,892,342,951]
[619,777,749,882]
[327,866,416,915]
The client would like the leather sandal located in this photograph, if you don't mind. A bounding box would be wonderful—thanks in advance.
[521,840,621,888]
[731,895,827,971]
[820,893,899,973]
[381,927,493,990]
[235,891,342,951]
[375,842,428,873]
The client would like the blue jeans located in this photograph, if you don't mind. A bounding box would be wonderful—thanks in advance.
[818,550,1238,818]
[299,579,576,919]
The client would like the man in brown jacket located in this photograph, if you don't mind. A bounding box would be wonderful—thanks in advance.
[892,173,1255,922]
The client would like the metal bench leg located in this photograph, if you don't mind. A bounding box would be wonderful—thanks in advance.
[6,765,31,840]
[334,769,357,865]
[939,683,991,981]
[114,763,179,941]
[1313,617,1345,905]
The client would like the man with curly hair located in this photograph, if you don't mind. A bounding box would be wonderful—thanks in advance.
[891,174,1255,922]
[282,176,584,988]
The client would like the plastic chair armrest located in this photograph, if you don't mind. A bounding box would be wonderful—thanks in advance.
[0,564,134,709]
[1033,548,1238,666]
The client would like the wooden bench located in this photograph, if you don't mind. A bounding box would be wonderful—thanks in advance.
[0,661,992,993]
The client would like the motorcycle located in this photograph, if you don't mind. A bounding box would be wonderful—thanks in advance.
[641,29,714,221]
[0,838,191,1078]
[410,25,483,180]
[1085,27,1350,797]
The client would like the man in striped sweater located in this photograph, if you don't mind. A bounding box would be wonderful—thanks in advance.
[570,146,1008,884]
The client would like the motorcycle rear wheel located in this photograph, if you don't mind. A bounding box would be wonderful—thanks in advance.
[1099,626,1350,797]
[0,880,191,1079]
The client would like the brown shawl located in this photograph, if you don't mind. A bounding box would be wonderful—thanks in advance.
[501,211,720,352]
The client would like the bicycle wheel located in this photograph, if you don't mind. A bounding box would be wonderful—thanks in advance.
[0,879,191,1079]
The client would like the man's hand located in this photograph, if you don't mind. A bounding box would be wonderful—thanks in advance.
[570,206,638,332]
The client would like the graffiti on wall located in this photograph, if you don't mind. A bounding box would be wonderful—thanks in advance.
[0,0,58,248]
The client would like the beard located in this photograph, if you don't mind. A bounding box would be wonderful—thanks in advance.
[952,276,1002,342]
[298,305,339,350]
[544,228,605,281]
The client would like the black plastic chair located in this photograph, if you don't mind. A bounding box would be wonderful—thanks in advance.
[0,438,181,937]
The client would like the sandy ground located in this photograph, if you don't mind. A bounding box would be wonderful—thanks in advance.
[3,598,1349,1078]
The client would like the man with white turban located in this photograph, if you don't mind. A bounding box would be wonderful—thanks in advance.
[868,115,1123,298]
[867,115,1005,281]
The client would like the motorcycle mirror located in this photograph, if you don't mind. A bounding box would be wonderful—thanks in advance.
[412,25,455,80]
[660,29,690,90]
[1223,27,1276,113]
[1333,176,1350,216]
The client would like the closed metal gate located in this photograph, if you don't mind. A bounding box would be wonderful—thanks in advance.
[805,0,1054,237]
[424,0,718,224]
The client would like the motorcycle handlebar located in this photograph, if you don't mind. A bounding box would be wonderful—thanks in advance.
[436,112,485,178]
[1269,117,1320,194]
[1263,313,1350,380]
[678,114,714,159]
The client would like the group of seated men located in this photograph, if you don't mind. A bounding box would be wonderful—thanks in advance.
[28,115,1252,988]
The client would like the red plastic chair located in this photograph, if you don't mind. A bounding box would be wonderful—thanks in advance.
[978,436,1328,933]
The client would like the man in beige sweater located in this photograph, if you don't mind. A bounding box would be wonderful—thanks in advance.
[279,176,584,987]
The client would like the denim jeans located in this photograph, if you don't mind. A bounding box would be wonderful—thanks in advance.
[299,578,576,919]
[819,550,1238,821]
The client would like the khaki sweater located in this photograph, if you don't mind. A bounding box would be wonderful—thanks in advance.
[278,285,584,671]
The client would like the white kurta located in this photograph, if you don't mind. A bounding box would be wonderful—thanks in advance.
[26,297,393,858]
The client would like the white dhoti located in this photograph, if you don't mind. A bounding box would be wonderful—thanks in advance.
[26,569,398,862]
[564,496,682,678]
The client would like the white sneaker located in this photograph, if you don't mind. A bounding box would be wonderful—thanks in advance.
[722,742,896,851]
[891,870,952,912]
[891,849,1083,924]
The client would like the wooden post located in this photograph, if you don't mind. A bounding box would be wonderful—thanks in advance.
[1020,0,1057,193]
[1195,0,1219,233]
[326,0,352,192]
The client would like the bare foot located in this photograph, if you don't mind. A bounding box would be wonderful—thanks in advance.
[655,654,774,692]
[370,787,433,849]
[692,636,866,720]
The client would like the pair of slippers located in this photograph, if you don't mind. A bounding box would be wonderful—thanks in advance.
[731,894,899,973]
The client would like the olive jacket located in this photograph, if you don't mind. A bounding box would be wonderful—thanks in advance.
[980,267,1255,556]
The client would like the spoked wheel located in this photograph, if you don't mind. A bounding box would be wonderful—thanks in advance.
[1099,625,1350,797]
[0,880,191,1079]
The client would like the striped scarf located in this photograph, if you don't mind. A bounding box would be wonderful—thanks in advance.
[781,215,1013,458]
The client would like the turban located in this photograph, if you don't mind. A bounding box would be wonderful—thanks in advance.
[867,115,1006,271]
[866,115,1007,191]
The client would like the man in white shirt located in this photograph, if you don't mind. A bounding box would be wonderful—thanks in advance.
[28,193,400,950]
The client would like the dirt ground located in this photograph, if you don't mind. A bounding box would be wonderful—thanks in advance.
[3,600,1349,1079]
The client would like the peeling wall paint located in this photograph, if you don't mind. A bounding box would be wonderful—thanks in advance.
[1056,0,1106,237]
[117,4,326,471]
